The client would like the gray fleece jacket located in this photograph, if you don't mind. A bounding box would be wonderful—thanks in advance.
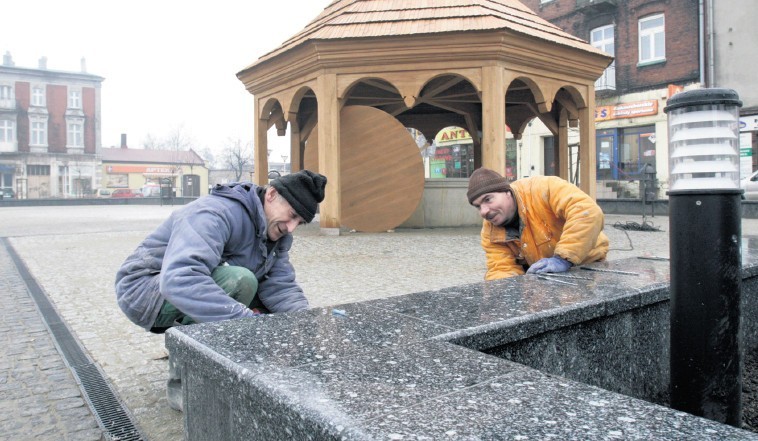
[115,182,308,330]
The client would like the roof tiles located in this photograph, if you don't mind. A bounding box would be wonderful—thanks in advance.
[250,0,598,67]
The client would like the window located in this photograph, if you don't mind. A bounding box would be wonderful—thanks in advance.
[68,89,81,109]
[639,14,665,64]
[67,120,84,147]
[596,126,657,180]
[591,25,616,90]
[32,86,46,107]
[27,164,51,176]
[428,127,476,178]
[0,85,12,107]
[31,119,47,146]
[0,120,13,143]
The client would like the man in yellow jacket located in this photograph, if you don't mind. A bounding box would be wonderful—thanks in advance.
[467,168,609,280]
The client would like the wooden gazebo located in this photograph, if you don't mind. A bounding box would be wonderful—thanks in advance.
[237,0,612,232]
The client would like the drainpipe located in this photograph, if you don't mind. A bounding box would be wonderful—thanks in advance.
[698,0,705,85]
[707,0,716,87]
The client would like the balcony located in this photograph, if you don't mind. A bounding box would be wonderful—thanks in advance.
[576,0,618,14]
[595,63,616,91]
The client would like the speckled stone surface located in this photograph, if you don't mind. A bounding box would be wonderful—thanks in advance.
[166,249,758,440]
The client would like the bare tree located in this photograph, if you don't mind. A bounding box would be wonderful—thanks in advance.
[141,133,163,150]
[195,146,217,169]
[220,138,253,182]
[164,124,194,152]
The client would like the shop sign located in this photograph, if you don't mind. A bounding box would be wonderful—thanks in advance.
[106,165,174,174]
[595,100,659,122]
[435,127,472,144]
[741,115,758,132]
[668,84,684,99]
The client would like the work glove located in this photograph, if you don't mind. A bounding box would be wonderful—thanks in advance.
[526,256,572,274]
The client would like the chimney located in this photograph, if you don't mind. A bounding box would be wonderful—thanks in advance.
[80,57,87,73]
[3,51,13,67]
[38,56,47,70]
[121,134,128,149]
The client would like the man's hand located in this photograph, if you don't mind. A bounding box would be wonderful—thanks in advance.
[526,256,572,274]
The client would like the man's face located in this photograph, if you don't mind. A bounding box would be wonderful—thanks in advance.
[263,187,305,241]
[472,191,516,226]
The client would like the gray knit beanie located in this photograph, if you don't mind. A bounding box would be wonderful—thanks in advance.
[466,168,511,204]
[271,170,327,223]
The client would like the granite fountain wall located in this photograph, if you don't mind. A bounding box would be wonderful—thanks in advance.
[166,250,758,440]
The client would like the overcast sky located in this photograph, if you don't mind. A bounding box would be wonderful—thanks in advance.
[2,0,330,160]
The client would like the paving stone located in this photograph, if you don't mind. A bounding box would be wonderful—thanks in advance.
[1,206,757,441]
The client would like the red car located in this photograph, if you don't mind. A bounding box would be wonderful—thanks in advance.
[110,189,143,198]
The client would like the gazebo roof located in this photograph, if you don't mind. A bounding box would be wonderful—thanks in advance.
[247,0,602,69]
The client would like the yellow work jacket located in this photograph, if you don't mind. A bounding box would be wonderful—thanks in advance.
[480,175,609,280]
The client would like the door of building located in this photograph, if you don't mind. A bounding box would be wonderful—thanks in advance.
[183,174,200,197]
[597,129,617,180]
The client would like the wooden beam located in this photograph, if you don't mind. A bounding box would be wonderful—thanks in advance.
[317,74,341,230]
[300,112,318,142]
[525,102,558,135]
[420,76,465,100]
[253,103,269,186]
[554,94,579,119]
[362,79,400,95]
[578,97,597,197]
[425,99,479,117]
[558,108,569,181]
[481,66,506,173]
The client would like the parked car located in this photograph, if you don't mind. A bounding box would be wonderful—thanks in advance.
[140,184,161,198]
[0,188,15,199]
[110,189,143,198]
[93,188,112,198]
[742,169,758,200]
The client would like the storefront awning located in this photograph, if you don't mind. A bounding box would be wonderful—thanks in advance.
[143,173,176,178]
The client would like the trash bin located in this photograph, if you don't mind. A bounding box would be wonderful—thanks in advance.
[160,178,173,205]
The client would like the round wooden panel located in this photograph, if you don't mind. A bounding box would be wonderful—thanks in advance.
[304,105,424,232]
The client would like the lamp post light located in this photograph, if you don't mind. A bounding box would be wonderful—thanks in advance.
[665,88,743,426]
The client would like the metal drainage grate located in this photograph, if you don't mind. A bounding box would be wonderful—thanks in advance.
[3,238,146,441]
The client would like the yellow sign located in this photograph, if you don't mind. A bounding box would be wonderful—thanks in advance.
[435,127,472,144]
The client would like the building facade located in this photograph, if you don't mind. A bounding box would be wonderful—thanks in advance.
[518,0,752,198]
[101,141,208,198]
[0,52,104,198]
[710,0,758,172]
[519,0,701,197]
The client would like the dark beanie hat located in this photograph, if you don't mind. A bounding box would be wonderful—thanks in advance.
[271,170,327,223]
[467,168,511,205]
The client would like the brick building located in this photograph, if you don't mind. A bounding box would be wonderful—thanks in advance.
[0,52,104,198]
[517,0,747,197]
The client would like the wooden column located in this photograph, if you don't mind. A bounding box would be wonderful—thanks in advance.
[558,108,569,181]
[253,100,269,186]
[289,113,302,173]
[317,74,341,231]
[578,90,597,197]
[481,66,506,174]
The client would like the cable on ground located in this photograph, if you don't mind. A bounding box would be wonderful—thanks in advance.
[612,220,663,232]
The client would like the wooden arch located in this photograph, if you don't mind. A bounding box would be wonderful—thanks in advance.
[240,1,612,231]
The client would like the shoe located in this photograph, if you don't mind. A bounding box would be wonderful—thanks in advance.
[167,356,183,412]
[167,377,183,412]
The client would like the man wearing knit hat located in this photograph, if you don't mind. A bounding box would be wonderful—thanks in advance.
[467,168,608,280]
[115,169,327,410]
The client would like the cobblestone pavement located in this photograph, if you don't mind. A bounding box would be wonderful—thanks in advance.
[1,205,757,440]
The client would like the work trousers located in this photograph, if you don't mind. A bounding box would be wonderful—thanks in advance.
[152,265,259,330]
